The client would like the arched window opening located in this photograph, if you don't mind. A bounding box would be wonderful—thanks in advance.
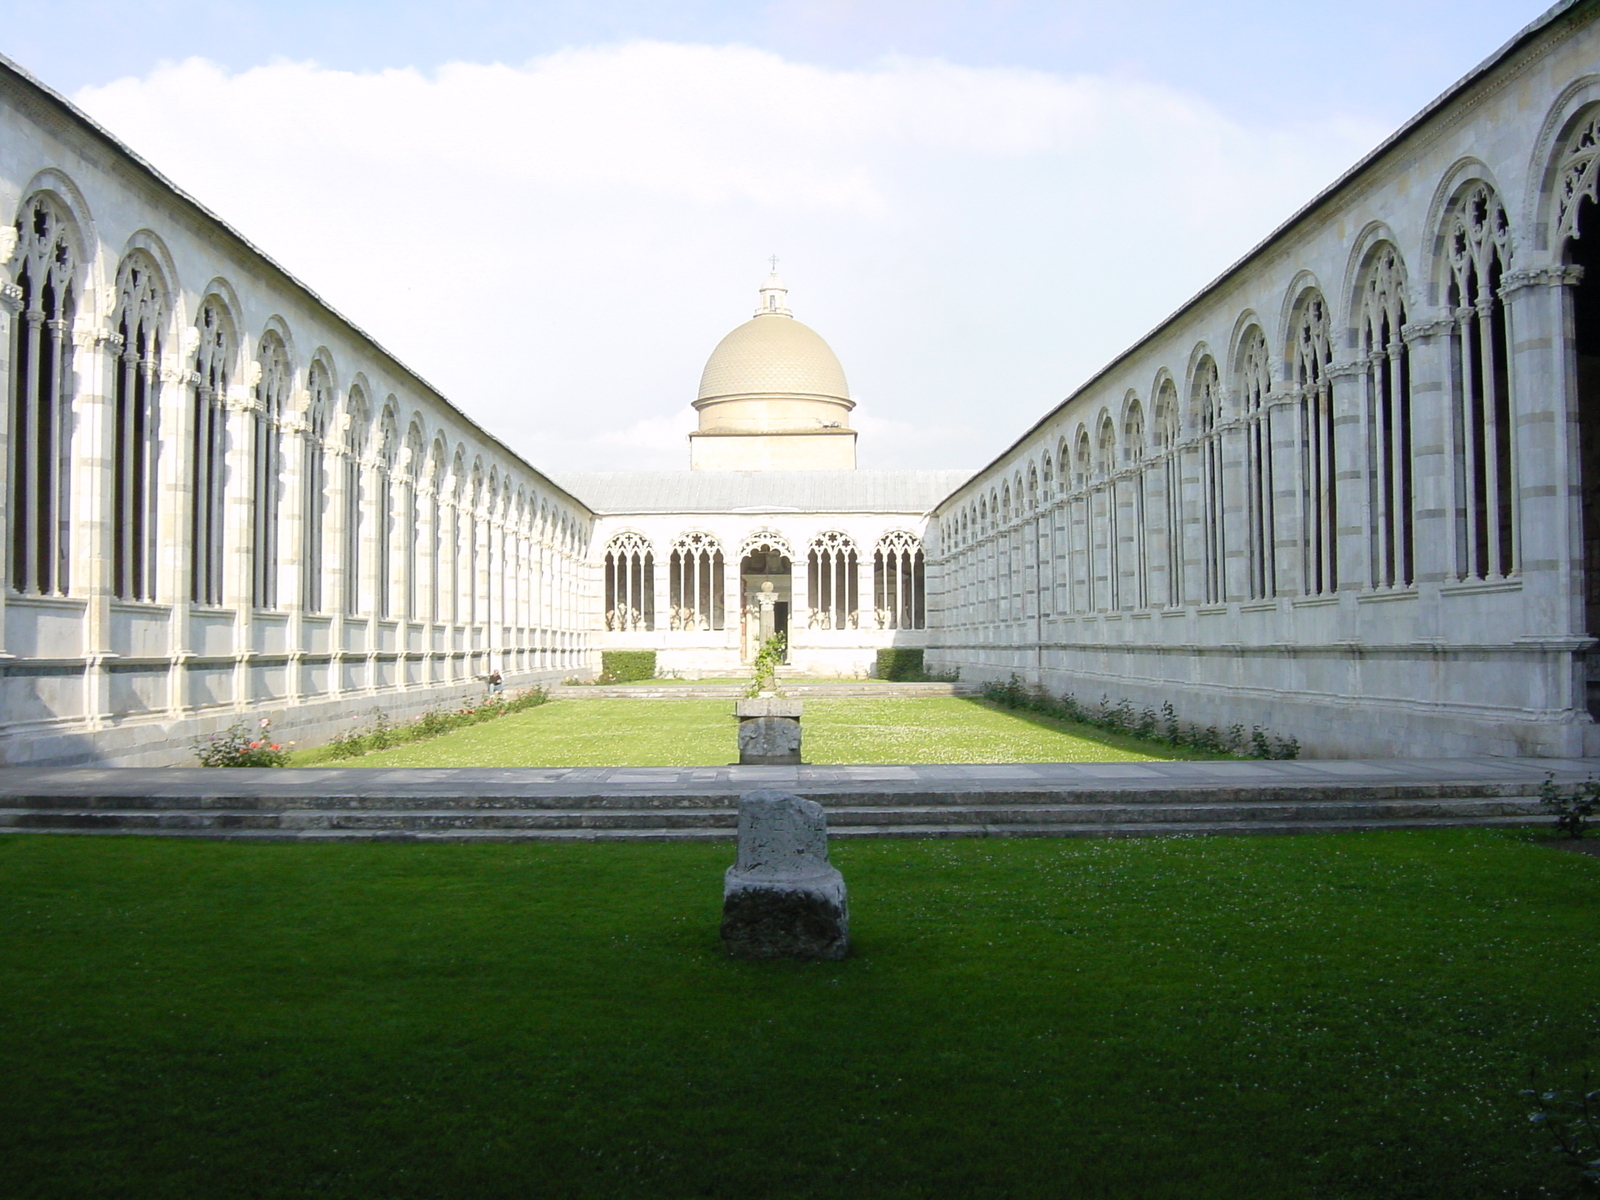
[1562,112,1600,714]
[9,195,78,597]
[670,532,724,630]
[342,388,370,617]
[1194,358,1225,603]
[1125,399,1148,609]
[605,532,655,631]
[375,407,397,619]
[1361,246,1414,589]
[427,441,447,623]
[1238,327,1275,599]
[1075,429,1093,612]
[301,364,331,612]
[251,331,289,609]
[111,253,165,601]
[1447,184,1515,580]
[808,531,859,630]
[1098,415,1119,611]
[402,423,424,621]
[1155,381,1182,607]
[191,298,231,606]
[1292,294,1336,595]
[874,531,924,629]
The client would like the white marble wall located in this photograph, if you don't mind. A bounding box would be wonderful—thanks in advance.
[0,68,596,766]
[926,7,1600,758]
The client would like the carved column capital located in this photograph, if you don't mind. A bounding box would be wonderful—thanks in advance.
[1501,264,1586,294]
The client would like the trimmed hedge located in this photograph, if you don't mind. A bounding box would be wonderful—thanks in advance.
[600,650,657,683]
[876,648,925,681]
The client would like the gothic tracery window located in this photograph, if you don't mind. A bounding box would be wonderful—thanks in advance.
[1238,327,1275,599]
[808,531,859,630]
[1291,293,1336,595]
[1194,357,1225,603]
[1125,398,1148,609]
[1098,414,1119,611]
[111,252,166,602]
[190,298,232,606]
[301,362,331,612]
[375,406,398,619]
[1360,245,1414,589]
[873,530,924,629]
[252,330,290,609]
[342,388,370,616]
[1446,183,1515,580]
[670,532,724,630]
[605,531,655,631]
[10,195,79,596]
[1155,380,1183,606]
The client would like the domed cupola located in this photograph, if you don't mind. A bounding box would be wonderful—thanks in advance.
[689,269,857,471]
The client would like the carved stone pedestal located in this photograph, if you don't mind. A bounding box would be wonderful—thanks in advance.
[721,789,849,960]
[735,696,802,765]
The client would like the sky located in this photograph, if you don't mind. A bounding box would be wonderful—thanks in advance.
[5,0,1559,473]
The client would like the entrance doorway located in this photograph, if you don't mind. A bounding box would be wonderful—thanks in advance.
[740,543,792,663]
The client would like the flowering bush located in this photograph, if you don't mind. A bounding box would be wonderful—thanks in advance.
[193,718,293,768]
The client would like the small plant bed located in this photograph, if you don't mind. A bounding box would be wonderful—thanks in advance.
[296,696,1220,769]
[4,830,1600,1198]
[290,688,548,765]
[981,675,1300,759]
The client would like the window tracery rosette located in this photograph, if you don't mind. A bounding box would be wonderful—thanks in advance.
[739,530,793,561]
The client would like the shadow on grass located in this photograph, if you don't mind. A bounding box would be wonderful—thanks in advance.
[951,695,1232,761]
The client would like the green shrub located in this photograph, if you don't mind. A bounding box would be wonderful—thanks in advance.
[1538,773,1600,838]
[876,648,925,681]
[746,634,787,697]
[600,650,656,683]
[193,719,293,767]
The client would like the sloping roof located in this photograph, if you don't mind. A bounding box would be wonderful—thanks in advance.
[554,470,974,515]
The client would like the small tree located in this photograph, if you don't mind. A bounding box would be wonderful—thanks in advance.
[746,634,786,698]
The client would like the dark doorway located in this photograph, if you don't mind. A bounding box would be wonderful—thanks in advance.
[1570,192,1600,715]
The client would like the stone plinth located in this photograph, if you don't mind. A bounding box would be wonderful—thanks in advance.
[721,789,849,960]
[735,697,803,765]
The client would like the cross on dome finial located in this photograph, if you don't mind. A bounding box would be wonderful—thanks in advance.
[756,258,792,317]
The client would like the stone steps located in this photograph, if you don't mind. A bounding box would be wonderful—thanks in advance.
[0,787,1548,841]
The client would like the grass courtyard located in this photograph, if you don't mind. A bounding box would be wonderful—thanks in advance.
[3,829,1597,1198]
[290,695,1221,767]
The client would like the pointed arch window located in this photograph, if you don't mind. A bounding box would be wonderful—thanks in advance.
[342,389,370,617]
[1238,328,1274,599]
[1360,246,1414,589]
[1125,399,1148,610]
[670,532,723,631]
[1194,358,1225,604]
[808,531,859,630]
[10,195,79,596]
[1097,415,1119,611]
[190,299,231,606]
[374,408,397,619]
[874,531,924,629]
[1446,184,1515,580]
[605,532,655,631]
[1291,295,1336,595]
[402,423,424,620]
[111,253,165,601]
[1155,380,1182,607]
[301,363,331,612]
[252,331,289,609]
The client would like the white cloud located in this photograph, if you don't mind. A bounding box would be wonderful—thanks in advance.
[74,43,1383,472]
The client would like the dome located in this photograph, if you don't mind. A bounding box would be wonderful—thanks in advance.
[696,314,851,404]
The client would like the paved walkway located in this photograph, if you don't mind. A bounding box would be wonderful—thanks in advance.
[0,757,1593,801]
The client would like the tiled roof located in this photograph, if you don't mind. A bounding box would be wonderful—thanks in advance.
[553,470,974,514]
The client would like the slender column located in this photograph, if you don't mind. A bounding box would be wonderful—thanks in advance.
[0,282,22,654]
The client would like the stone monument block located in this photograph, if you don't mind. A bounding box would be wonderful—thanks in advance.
[734,697,803,765]
[721,789,849,960]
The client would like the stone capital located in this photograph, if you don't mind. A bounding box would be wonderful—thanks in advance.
[1501,264,1585,294]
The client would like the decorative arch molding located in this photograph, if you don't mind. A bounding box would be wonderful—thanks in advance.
[1183,345,1221,429]
[807,531,859,630]
[1340,223,1408,343]
[115,230,179,327]
[873,529,925,630]
[739,529,793,560]
[669,531,724,631]
[13,169,97,294]
[1526,74,1600,253]
[257,314,299,380]
[1423,159,1509,295]
[1226,309,1270,397]
[604,529,656,633]
[1275,272,1325,370]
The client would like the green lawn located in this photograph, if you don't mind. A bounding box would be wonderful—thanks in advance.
[292,696,1216,767]
[2,830,1595,1198]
